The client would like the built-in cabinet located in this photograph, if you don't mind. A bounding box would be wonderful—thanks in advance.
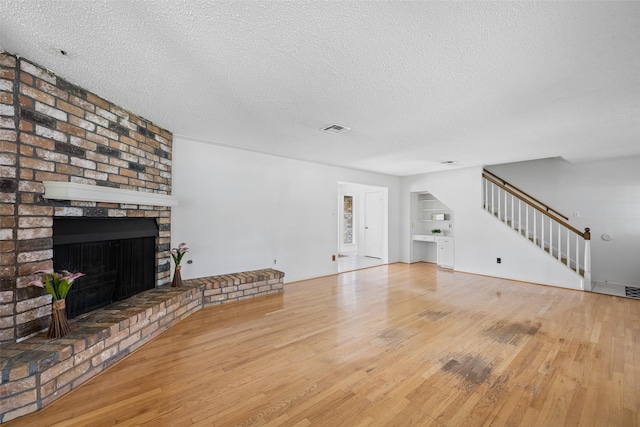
[437,237,454,269]
[410,192,454,268]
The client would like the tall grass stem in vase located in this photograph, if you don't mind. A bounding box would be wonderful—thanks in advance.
[170,243,189,287]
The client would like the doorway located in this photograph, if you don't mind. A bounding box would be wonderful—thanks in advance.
[337,182,388,273]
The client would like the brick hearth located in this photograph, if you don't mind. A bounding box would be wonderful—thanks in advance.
[0,269,285,423]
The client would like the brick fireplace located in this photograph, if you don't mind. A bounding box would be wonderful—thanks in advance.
[0,51,173,345]
[0,51,287,423]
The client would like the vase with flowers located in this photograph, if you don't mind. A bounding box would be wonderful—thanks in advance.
[170,243,189,287]
[29,270,85,338]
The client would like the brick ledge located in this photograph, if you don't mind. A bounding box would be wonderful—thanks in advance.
[0,268,284,423]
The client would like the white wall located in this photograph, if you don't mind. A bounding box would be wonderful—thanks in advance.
[489,157,640,287]
[400,167,583,290]
[171,136,400,283]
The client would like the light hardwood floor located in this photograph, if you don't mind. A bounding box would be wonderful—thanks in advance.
[7,263,640,426]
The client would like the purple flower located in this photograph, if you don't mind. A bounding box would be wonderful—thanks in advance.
[170,242,189,265]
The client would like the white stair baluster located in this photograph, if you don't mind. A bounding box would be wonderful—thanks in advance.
[483,178,487,210]
[511,196,515,229]
[518,200,522,234]
[492,183,496,215]
[504,190,507,222]
[549,217,553,256]
[575,235,580,274]
[540,214,545,249]
[558,223,562,262]
[567,230,571,269]
[497,187,501,220]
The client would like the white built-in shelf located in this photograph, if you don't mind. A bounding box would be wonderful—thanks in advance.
[410,192,455,265]
[42,181,179,207]
[415,192,453,234]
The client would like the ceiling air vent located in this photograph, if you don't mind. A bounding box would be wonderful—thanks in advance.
[321,124,350,135]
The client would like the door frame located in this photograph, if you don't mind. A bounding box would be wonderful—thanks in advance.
[337,182,388,263]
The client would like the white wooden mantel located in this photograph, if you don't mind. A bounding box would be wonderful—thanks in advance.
[42,181,178,207]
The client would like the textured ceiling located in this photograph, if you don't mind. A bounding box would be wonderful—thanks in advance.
[1,1,639,176]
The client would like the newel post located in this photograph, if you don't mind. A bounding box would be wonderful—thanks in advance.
[583,227,592,291]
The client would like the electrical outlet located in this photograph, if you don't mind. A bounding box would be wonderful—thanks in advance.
[497,258,501,264]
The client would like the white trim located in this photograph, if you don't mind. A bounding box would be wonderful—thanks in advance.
[42,181,178,207]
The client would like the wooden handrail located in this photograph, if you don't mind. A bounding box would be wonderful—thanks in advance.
[483,169,569,221]
[483,173,590,239]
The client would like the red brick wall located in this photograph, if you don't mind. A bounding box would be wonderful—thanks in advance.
[0,51,174,344]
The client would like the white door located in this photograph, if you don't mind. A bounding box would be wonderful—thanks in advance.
[364,192,383,259]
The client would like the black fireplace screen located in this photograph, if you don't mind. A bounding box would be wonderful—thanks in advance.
[53,218,158,319]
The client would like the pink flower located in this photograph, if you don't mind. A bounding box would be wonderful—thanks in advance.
[28,269,84,300]
[29,269,53,288]
[63,272,85,283]
[28,278,45,288]
[170,242,189,265]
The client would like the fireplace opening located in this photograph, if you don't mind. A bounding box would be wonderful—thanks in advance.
[53,218,158,319]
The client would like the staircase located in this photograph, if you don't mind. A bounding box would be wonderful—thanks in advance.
[482,169,592,289]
